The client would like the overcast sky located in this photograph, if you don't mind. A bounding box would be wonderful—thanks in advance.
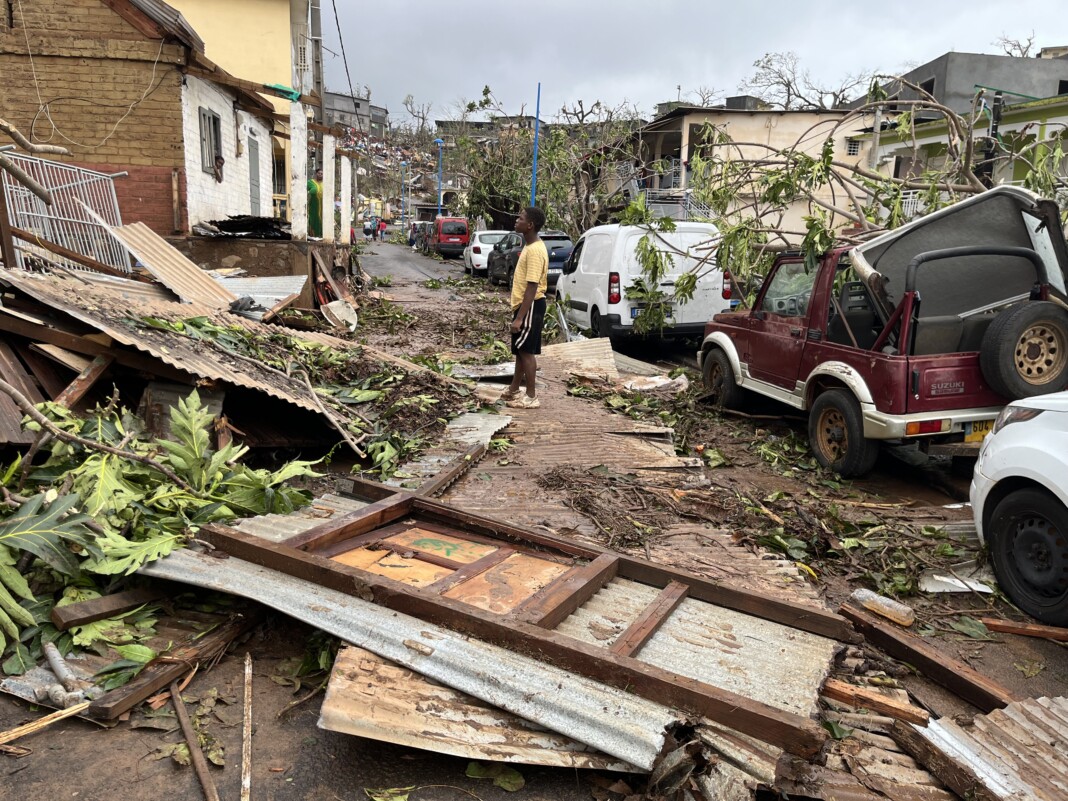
[322,0,1059,123]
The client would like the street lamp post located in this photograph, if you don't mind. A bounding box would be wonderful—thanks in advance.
[400,160,407,229]
[434,138,445,217]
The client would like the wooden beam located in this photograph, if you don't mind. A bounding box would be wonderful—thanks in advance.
[282,493,414,551]
[426,548,514,593]
[184,66,320,106]
[840,605,1021,712]
[821,678,929,726]
[610,581,689,657]
[88,614,255,720]
[14,343,70,399]
[411,497,859,643]
[10,227,143,280]
[891,720,1003,801]
[201,523,829,759]
[514,553,619,629]
[51,587,163,630]
[0,313,192,383]
[414,442,485,497]
[54,354,112,408]
[979,617,1068,641]
[0,175,17,271]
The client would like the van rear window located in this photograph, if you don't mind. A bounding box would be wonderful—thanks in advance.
[442,222,467,235]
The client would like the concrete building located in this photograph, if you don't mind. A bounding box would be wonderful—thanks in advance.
[624,100,873,237]
[324,92,390,139]
[866,51,1068,116]
[167,0,320,218]
[0,0,276,234]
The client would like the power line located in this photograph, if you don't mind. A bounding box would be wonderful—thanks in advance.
[329,0,365,135]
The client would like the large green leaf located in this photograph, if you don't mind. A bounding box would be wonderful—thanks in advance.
[0,493,100,576]
[86,531,183,576]
[72,453,141,517]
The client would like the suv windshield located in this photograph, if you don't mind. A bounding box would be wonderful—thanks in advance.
[442,222,467,235]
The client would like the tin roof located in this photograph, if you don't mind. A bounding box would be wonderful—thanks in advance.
[127,0,205,52]
[109,222,238,307]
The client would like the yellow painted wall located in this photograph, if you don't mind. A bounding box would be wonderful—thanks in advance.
[169,0,292,113]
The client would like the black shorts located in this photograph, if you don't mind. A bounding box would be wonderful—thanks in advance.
[511,298,546,355]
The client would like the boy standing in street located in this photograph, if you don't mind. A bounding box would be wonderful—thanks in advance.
[502,207,548,409]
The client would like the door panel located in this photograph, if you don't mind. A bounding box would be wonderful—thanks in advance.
[248,137,261,216]
[747,260,819,389]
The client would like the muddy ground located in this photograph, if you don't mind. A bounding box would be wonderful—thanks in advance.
[2,239,1065,801]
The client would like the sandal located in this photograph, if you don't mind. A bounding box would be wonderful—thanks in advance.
[506,395,540,409]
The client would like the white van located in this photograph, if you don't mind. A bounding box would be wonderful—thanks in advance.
[557,222,729,338]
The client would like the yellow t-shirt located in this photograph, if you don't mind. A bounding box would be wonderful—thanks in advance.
[510,239,548,310]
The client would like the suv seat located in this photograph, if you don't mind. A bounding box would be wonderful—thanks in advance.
[828,281,880,349]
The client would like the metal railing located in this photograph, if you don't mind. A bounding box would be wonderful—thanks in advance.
[0,148,130,272]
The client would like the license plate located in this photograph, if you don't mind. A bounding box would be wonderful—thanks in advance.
[448,238,460,242]
[630,306,671,319]
[964,419,994,442]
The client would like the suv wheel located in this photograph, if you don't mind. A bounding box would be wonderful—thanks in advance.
[702,349,743,409]
[981,301,1068,399]
[808,389,879,477]
[988,487,1068,625]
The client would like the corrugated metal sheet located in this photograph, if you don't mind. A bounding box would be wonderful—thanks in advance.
[129,0,205,51]
[322,644,632,771]
[614,352,669,377]
[384,412,511,489]
[140,549,679,771]
[232,492,368,544]
[903,697,1068,800]
[556,578,838,720]
[68,270,179,304]
[0,270,325,417]
[109,222,238,307]
[213,275,307,308]
[541,338,619,380]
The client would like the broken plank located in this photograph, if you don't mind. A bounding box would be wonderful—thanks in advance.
[51,587,164,630]
[412,496,859,643]
[87,614,254,721]
[980,617,1068,641]
[414,442,486,497]
[0,313,192,383]
[514,553,619,629]
[201,523,829,759]
[260,292,300,324]
[15,343,74,399]
[0,339,43,404]
[426,548,515,593]
[840,604,1020,712]
[610,581,689,657]
[54,354,112,408]
[823,678,929,725]
[282,494,414,551]
[312,249,350,302]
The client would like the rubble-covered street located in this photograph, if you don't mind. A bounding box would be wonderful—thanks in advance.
[4,2,1068,801]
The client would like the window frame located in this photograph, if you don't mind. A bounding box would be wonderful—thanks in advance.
[198,107,222,174]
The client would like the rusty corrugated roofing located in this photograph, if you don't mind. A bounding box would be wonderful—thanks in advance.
[109,222,238,307]
[902,697,1068,800]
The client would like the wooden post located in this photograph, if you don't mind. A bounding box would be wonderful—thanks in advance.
[0,179,19,270]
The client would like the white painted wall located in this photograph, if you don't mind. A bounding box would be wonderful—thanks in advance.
[181,75,273,226]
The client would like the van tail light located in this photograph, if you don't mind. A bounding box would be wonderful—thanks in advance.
[608,272,621,304]
[722,270,732,300]
[473,246,481,254]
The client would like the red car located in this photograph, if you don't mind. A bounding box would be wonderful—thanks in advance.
[698,186,1068,476]
[427,216,469,258]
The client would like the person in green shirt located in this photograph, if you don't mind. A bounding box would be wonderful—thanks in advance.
[307,168,324,237]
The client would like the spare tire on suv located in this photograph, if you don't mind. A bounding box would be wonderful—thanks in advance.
[980,301,1068,399]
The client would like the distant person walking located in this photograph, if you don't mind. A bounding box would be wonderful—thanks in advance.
[378,219,387,241]
[501,206,548,409]
[307,168,323,238]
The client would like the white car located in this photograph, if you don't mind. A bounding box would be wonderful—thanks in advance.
[463,230,509,277]
[971,390,1068,624]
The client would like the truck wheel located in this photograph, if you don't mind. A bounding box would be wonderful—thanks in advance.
[808,389,879,477]
[980,301,1068,399]
[702,348,743,409]
[988,487,1068,625]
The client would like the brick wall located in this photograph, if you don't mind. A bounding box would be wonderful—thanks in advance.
[0,0,188,234]
[181,76,274,225]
